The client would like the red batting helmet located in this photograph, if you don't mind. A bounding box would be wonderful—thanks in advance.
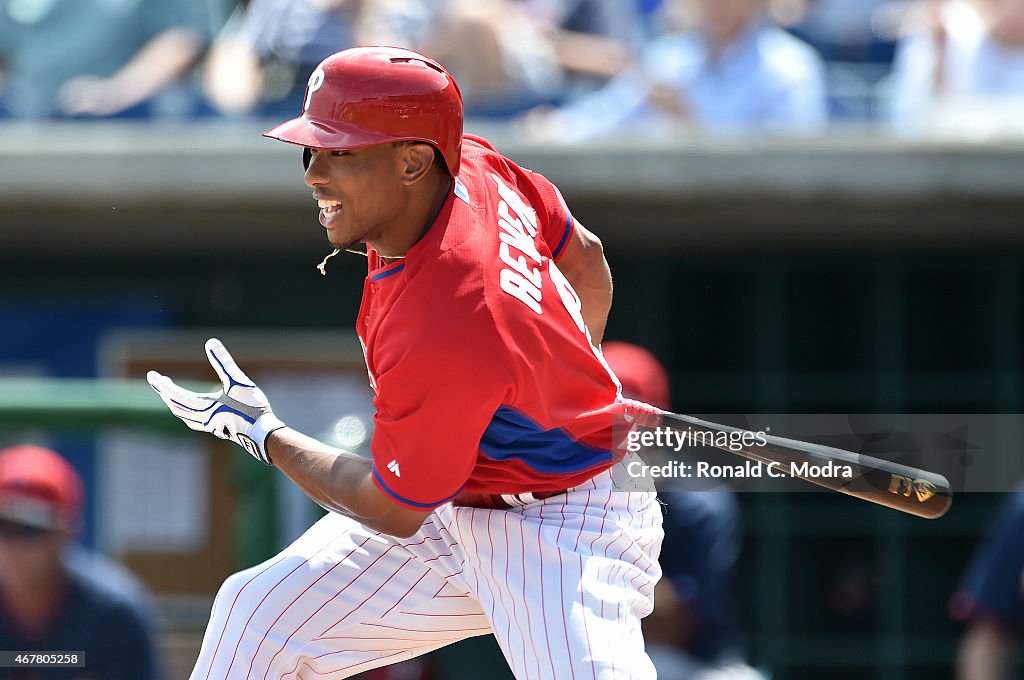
[264,46,464,176]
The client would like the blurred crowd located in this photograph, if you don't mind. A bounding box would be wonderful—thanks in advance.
[2,0,1024,138]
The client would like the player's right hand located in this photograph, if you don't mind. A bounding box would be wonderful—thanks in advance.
[146,338,285,465]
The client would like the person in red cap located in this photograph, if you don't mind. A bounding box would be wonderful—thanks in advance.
[601,342,672,411]
[601,342,762,680]
[0,444,160,680]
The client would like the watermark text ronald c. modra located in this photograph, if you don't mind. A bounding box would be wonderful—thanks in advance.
[624,427,854,480]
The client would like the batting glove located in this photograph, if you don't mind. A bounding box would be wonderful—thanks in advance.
[146,338,286,465]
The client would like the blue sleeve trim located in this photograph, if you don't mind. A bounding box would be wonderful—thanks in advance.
[370,263,405,281]
[371,465,463,510]
[552,214,573,261]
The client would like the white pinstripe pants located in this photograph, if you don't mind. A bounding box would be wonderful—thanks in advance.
[190,464,664,680]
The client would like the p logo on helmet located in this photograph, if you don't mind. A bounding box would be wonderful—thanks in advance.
[304,68,325,112]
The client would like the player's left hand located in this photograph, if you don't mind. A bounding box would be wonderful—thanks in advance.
[146,338,286,465]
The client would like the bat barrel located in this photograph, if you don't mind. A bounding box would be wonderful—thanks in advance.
[659,412,953,519]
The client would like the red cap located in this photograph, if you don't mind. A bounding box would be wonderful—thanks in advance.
[602,342,671,410]
[0,445,84,531]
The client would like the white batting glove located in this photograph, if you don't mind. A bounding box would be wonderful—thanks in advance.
[146,338,286,465]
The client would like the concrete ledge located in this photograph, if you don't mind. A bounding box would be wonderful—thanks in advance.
[4,121,1024,252]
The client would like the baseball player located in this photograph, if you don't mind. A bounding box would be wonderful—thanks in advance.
[147,46,664,679]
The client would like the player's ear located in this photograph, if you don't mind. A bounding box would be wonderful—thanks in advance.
[398,142,436,186]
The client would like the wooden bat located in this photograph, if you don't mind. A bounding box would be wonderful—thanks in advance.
[659,412,953,519]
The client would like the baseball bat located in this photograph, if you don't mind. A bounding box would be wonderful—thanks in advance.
[658,412,952,519]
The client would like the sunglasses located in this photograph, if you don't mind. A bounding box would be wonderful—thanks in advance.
[0,520,54,541]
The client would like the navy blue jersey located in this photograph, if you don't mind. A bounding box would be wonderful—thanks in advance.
[0,549,158,680]
[950,490,1024,632]
[657,491,743,662]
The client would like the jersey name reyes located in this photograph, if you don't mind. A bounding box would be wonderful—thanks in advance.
[490,173,589,336]
[492,174,545,314]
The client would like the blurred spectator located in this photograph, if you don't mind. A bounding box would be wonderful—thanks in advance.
[521,0,643,92]
[0,0,215,119]
[525,0,828,141]
[203,0,366,117]
[0,444,160,680]
[887,0,1024,136]
[413,0,566,115]
[525,0,641,43]
[777,0,898,120]
[602,342,761,680]
[204,0,576,118]
[948,487,1024,680]
[781,0,896,62]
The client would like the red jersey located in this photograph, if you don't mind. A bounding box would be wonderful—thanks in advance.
[358,136,644,510]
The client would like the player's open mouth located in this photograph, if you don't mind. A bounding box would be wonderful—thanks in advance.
[317,199,342,225]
